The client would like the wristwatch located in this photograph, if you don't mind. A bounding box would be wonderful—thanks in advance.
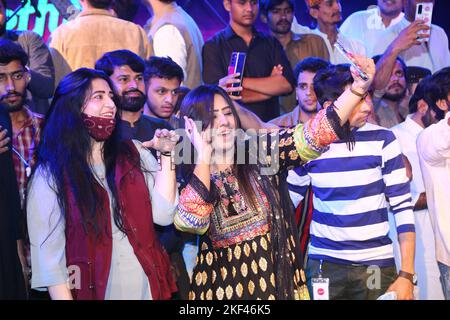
[398,270,418,285]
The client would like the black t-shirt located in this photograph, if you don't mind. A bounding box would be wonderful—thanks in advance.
[202,26,296,122]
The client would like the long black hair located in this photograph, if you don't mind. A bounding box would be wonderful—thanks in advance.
[178,85,259,213]
[32,68,132,237]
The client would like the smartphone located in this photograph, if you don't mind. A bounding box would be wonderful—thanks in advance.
[415,2,433,42]
[333,42,369,81]
[227,52,246,96]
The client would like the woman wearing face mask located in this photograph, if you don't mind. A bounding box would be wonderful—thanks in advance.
[26,68,179,300]
[175,57,376,300]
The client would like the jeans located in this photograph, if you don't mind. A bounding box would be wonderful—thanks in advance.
[438,262,450,300]
[306,259,397,300]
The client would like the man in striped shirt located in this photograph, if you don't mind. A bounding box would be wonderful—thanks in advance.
[288,64,416,300]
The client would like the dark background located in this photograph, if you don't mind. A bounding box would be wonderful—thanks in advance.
[5,0,450,45]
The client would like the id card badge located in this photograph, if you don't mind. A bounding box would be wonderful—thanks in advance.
[312,276,330,300]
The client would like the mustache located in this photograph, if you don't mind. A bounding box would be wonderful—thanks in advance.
[388,82,405,90]
[277,20,290,25]
[0,91,24,100]
[123,89,145,97]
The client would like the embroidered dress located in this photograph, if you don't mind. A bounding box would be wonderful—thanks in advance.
[175,106,344,300]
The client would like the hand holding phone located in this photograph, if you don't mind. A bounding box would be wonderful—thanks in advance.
[227,52,246,97]
[334,42,369,81]
[415,2,433,42]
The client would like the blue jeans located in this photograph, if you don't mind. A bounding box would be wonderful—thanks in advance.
[438,262,450,300]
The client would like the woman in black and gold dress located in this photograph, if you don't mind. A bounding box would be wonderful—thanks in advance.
[175,57,375,300]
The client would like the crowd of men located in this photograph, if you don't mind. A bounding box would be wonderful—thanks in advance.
[0,0,449,300]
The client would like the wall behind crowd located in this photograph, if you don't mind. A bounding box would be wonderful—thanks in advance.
[5,0,450,48]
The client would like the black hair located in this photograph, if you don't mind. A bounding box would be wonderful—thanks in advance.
[427,67,450,120]
[32,68,132,238]
[294,57,330,82]
[313,63,353,106]
[313,64,355,150]
[95,50,145,76]
[372,54,407,75]
[178,85,259,213]
[87,0,113,9]
[260,0,294,16]
[144,56,184,83]
[0,39,29,67]
[408,76,433,114]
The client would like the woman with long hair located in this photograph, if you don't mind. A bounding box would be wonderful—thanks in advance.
[26,68,179,300]
[175,57,376,300]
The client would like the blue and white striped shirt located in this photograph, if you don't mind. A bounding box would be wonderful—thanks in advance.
[287,123,415,267]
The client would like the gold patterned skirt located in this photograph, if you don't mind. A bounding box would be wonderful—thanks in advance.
[189,232,309,300]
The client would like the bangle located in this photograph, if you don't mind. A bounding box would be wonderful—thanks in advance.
[157,151,175,170]
[160,151,171,157]
[350,87,368,99]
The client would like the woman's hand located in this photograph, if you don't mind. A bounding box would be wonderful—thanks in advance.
[142,128,180,153]
[218,73,242,100]
[184,116,212,164]
[349,55,376,95]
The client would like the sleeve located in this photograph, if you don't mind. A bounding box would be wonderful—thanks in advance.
[27,167,68,289]
[272,37,297,92]
[287,166,311,208]
[339,12,360,41]
[416,115,450,165]
[21,32,55,98]
[174,174,215,235]
[381,132,415,234]
[48,30,72,89]
[260,104,345,175]
[134,140,179,226]
[202,40,226,85]
[153,25,188,82]
[138,26,152,59]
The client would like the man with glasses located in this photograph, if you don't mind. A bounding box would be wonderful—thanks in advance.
[260,0,329,114]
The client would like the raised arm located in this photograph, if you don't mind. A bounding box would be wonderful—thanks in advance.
[373,20,429,91]
[173,117,215,234]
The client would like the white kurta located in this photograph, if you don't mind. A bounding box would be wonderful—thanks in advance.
[390,116,444,300]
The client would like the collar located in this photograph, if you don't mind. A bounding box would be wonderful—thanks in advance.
[404,114,424,135]
[224,25,260,40]
[369,6,404,30]
[78,8,116,19]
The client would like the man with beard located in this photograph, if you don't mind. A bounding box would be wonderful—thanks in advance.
[0,0,54,115]
[372,54,409,128]
[301,0,366,65]
[389,77,445,300]
[340,0,405,58]
[260,0,329,114]
[95,50,171,147]
[270,57,330,127]
[0,39,44,293]
[143,56,184,129]
[202,0,296,122]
